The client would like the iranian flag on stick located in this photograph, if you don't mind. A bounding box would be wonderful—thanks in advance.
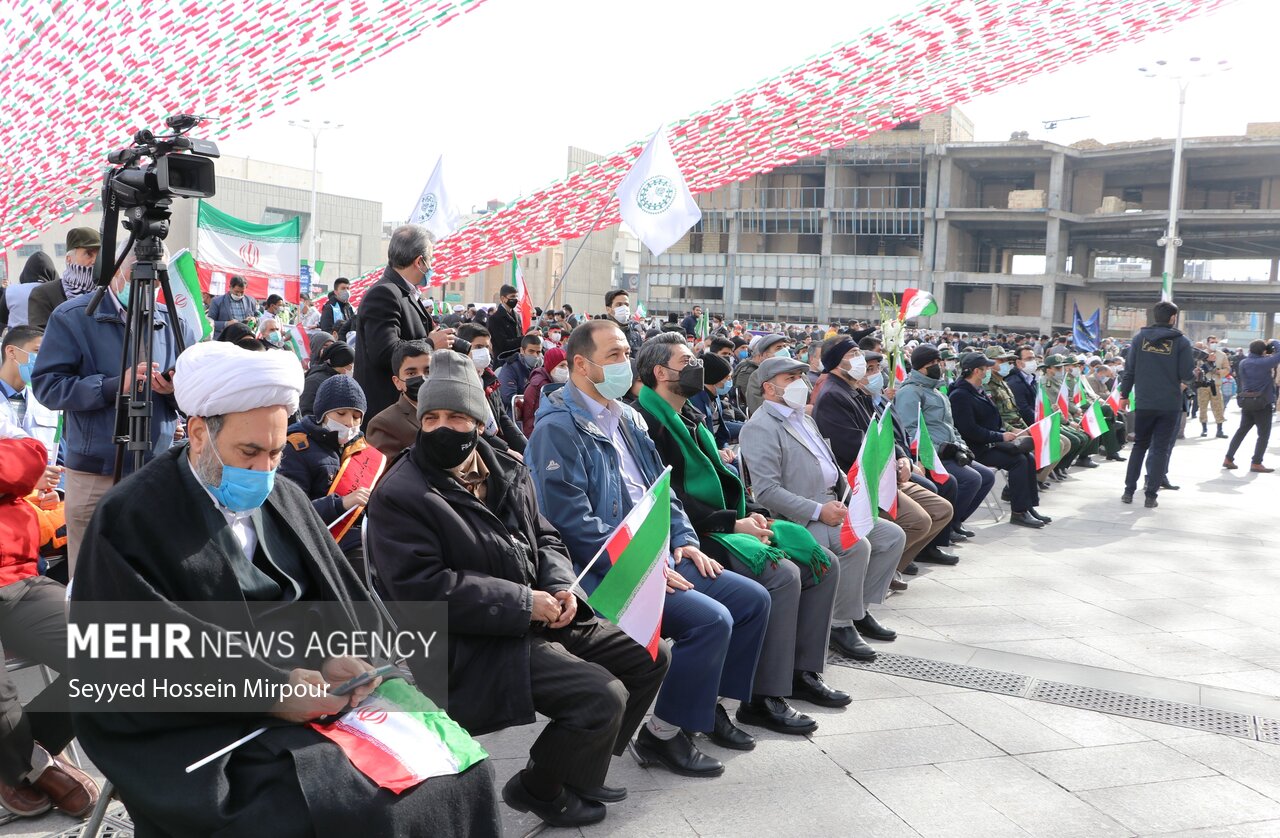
[196,202,301,302]
[898,288,938,321]
[309,679,487,794]
[1027,413,1063,469]
[1055,385,1071,419]
[285,324,310,365]
[875,411,899,517]
[1034,385,1052,423]
[511,256,533,333]
[1081,400,1111,440]
[166,248,213,341]
[840,458,876,549]
[583,468,672,659]
[910,407,950,484]
[1106,388,1123,414]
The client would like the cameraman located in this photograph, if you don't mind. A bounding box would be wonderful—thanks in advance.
[1193,342,1229,438]
[1223,339,1280,473]
[30,247,195,576]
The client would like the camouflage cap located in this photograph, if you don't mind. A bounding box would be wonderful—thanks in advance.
[1044,353,1069,367]
[938,347,959,360]
[983,346,1015,360]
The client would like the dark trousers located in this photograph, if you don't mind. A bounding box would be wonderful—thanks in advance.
[940,458,995,526]
[1226,406,1275,465]
[529,616,671,789]
[1124,410,1182,497]
[0,576,73,785]
[976,447,1040,513]
[912,473,957,549]
[655,568,770,732]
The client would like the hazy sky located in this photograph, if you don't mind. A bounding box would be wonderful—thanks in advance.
[218,0,1273,223]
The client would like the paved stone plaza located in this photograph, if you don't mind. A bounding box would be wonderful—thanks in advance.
[10,410,1280,837]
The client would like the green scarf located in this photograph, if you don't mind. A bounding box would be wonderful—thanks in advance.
[637,385,830,582]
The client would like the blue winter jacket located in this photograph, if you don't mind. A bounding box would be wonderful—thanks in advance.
[32,294,192,476]
[526,380,698,593]
[278,415,362,552]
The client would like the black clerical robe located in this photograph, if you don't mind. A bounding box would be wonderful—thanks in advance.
[71,444,500,838]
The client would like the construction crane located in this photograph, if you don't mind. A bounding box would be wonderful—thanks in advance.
[1041,116,1089,130]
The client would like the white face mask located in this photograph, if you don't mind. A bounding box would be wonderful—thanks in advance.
[613,305,630,323]
[324,418,359,444]
[551,366,569,384]
[779,379,809,410]
[471,348,491,370]
[845,355,868,380]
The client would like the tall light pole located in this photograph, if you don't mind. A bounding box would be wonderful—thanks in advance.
[288,119,343,278]
[1138,58,1228,302]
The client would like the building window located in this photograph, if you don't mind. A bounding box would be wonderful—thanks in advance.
[54,244,67,257]
[16,244,43,259]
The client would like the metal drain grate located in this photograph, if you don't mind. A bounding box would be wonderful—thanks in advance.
[1030,680,1256,739]
[44,806,132,837]
[1257,718,1280,745]
[830,651,1029,695]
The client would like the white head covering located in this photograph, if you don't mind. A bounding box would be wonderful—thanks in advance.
[175,341,304,417]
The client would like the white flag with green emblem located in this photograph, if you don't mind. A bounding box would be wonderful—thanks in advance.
[616,125,701,257]
[409,155,460,242]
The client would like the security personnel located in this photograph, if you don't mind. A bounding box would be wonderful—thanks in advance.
[983,346,1068,484]
[1195,342,1229,438]
[1041,354,1099,474]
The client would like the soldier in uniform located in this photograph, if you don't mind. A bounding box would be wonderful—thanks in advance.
[983,346,1070,486]
[1195,342,1230,438]
[1041,354,1100,475]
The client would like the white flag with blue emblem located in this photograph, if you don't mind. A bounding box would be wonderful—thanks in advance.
[616,126,701,257]
[408,155,460,241]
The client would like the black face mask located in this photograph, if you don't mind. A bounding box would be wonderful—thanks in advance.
[403,375,425,403]
[924,365,943,380]
[666,362,705,398]
[504,297,518,308]
[417,426,479,470]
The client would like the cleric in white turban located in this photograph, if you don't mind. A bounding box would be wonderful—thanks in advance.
[70,341,502,837]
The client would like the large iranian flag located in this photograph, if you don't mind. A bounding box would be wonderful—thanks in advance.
[196,202,301,303]
[1027,413,1063,469]
[898,288,938,321]
[1081,400,1111,440]
[910,406,950,484]
[584,468,672,659]
[310,679,487,793]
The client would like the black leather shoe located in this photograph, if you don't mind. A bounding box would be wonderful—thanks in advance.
[1076,457,1099,469]
[1028,508,1052,523]
[948,530,971,542]
[902,562,920,576]
[952,525,976,538]
[917,546,959,565]
[705,703,755,751]
[736,696,818,736]
[1052,469,1069,481]
[1161,480,1180,490]
[829,626,876,661]
[631,728,724,777]
[1000,486,1012,502]
[1144,496,1159,508]
[565,781,628,804]
[854,613,897,641]
[1121,492,1133,504]
[1009,511,1046,528]
[1216,430,1229,439]
[1106,454,1126,462]
[793,671,852,708]
[1038,480,1052,490]
[503,772,607,827]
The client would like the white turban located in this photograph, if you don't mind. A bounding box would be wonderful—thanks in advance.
[174,341,304,418]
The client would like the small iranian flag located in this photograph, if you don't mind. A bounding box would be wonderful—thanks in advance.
[285,324,310,365]
[696,310,711,339]
[899,288,938,321]
[1035,385,1052,423]
[1081,400,1111,440]
[635,301,648,320]
[511,256,533,333]
[874,411,899,517]
[910,406,950,484]
[1106,388,1123,414]
[584,468,672,659]
[840,459,876,549]
[309,679,488,794]
[167,249,213,341]
[893,348,906,384]
[1055,385,1071,418]
[1027,413,1063,469]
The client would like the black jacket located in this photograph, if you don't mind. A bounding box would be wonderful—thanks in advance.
[1005,368,1038,426]
[1119,324,1195,412]
[948,378,1005,452]
[487,303,522,361]
[25,280,66,330]
[317,291,355,334]
[366,437,582,735]
[811,374,875,475]
[278,416,362,552]
[299,364,341,419]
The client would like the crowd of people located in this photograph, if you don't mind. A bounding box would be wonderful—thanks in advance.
[0,221,1277,834]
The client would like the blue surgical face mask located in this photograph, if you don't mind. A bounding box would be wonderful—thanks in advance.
[998,362,1013,377]
[716,379,732,397]
[117,285,131,308]
[737,349,748,360]
[14,348,36,386]
[205,439,276,512]
[587,358,634,401]
[866,373,885,396]
[267,332,282,345]
[773,348,792,359]
[982,370,992,385]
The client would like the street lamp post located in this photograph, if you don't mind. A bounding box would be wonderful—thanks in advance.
[1138,58,1228,303]
[287,119,343,281]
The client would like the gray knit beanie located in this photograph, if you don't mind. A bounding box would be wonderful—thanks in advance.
[417,350,489,423]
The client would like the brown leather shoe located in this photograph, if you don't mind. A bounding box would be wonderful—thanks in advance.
[32,756,98,819]
[889,578,909,592]
[1251,463,1275,474]
[0,779,52,817]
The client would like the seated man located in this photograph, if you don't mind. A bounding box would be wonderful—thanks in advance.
[633,333,847,741]
[527,320,769,779]
[948,353,1050,529]
[367,350,668,829]
[0,432,97,820]
[1042,354,1101,474]
[742,356,906,663]
[984,346,1074,484]
[72,342,500,837]
[366,340,431,457]
[496,334,543,408]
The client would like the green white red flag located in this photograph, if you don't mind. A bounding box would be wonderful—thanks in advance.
[1026,413,1063,469]
[309,679,487,794]
[583,468,672,659]
[511,256,533,333]
[285,324,310,365]
[1055,385,1071,418]
[898,288,938,321]
[166,248,213,342]
[910,406,950,484]
[196,202,301,302]
[1035,385,1052,423]
[840,459,876,549]
[1107,388,1123,414]
[1081,400,1110,440]
[874,411,899,517]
